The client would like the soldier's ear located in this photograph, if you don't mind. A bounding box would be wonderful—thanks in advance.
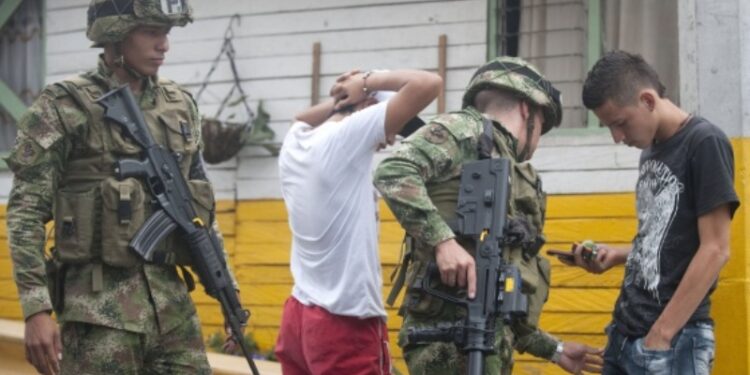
[519,101,531,121]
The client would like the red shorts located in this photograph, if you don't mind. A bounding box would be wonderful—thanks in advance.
[274,296,392,375]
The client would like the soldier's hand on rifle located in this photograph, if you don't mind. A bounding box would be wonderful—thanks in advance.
[434,238,477,299]
[25,311,62,375]
[222,323,245,355]
[556,341,604,374]
[222,291,246,355]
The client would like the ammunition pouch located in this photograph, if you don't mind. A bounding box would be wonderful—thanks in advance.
[54,186,98,264]
[55,176,216,268]
[100,177,147,267]
[516,255,551,327]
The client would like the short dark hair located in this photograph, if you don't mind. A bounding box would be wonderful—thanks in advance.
[582,50,666,110]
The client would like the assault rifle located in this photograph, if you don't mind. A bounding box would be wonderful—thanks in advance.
[408,158,527,375]
[97,85,260,375]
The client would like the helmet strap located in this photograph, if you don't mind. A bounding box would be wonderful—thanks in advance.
[112,42,147,82]
[113,43,125,67]
[518,109,535,162]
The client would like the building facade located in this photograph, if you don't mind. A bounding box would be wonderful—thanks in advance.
[0,0,748,373]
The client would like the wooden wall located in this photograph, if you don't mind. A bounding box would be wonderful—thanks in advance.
[4,1,747,374]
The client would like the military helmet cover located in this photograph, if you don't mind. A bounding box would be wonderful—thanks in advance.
[87,0,193,46]
[462,56,563,134]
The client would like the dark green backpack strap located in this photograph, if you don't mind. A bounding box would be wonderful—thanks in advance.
[386,235,414,307]
[179,265,196,292]
[478,117,495,160]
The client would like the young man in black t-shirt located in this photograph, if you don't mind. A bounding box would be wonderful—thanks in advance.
[557,51,739,374]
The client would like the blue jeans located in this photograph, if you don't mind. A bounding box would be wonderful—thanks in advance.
[602,321,715,375]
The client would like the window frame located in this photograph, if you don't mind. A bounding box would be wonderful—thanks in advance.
[486,0,607,135]
[0,0,30,122]
[0,0,46,168]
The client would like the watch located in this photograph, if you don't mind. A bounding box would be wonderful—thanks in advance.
[362,70,374,96]
[550,341,564,363]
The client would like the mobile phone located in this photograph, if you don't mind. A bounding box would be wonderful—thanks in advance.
[546,249,575,262]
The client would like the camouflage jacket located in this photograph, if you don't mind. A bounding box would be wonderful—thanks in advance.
[5,55,233,334]
[374,106,559,360]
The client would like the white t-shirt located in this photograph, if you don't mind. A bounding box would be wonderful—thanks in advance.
[278,101,388,318]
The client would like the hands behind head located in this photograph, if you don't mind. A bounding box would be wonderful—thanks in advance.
[329,69,368,111]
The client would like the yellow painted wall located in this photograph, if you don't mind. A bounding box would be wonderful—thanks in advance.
[1,138,749,373]
[227,196,635,375]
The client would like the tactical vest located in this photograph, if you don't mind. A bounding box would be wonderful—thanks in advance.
[50,75,214,269]
[391,110,551,329]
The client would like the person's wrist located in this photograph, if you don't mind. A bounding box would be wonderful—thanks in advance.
[550,341,564,363]
[25,310,52,321]
[434,237,456,252]
[362,70,374,96]
[362,69,391,97]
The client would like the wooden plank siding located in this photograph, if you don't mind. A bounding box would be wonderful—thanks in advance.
[42,0,551,203]
[229,195,636,374]
[0,193,632,374]
[0,1,684,374]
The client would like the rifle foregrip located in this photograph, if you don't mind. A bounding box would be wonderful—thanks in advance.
[185,229,231,296]
[130,210,178,261]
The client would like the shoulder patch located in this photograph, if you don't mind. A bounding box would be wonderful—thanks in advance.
[424,123,449,144]
[18,140,39,165]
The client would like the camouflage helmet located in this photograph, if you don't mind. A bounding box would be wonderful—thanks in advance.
[462,56,563,134]
[87,0,193,47]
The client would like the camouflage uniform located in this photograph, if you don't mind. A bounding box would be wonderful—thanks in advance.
[374,57,562,374]
[5,1,229,373]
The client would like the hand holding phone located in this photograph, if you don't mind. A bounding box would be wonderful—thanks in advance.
[545,248,576,263]
[546,241,597,263]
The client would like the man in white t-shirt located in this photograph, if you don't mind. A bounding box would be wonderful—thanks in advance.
[275,69,442,375]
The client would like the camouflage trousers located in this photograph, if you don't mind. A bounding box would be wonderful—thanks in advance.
[59,313,211,375]
[398,301,514,375]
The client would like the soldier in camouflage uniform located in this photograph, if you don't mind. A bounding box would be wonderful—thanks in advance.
[374,57,604,374]
[5,1,239,374]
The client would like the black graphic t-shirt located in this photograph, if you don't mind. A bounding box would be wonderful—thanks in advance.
[613,116,740,337]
